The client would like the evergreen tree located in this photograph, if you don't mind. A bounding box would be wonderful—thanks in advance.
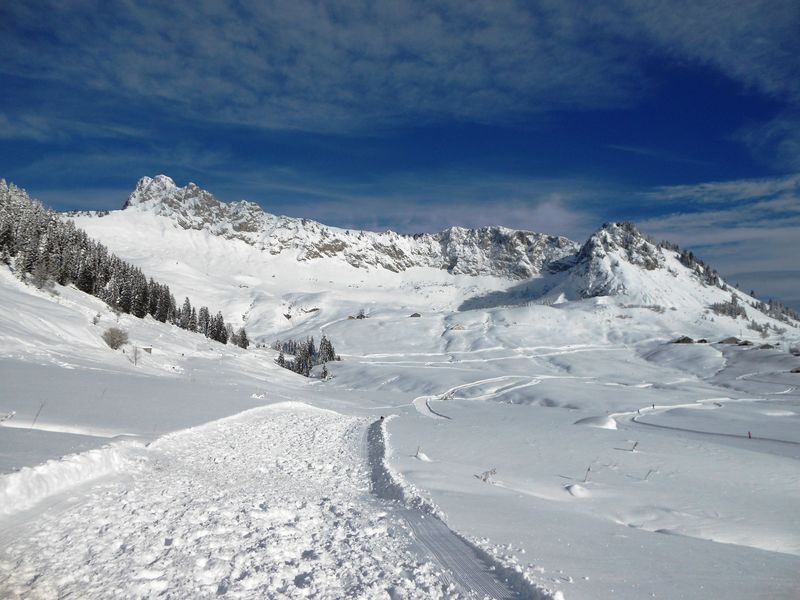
[236,327,249,349]
[319,335,336,363]
[207,312,228,343]
[131,271,148,318]
[198,306,210,336]
[155,286,171,322]
[31,254,50,289]
[77,261,95,294]
[180,297,192,329]
[147,279,160,316]
[217,314,229,344]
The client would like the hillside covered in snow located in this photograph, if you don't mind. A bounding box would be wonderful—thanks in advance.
[2,176,800,599]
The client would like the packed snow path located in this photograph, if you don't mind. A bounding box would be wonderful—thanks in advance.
[0,403,473,599]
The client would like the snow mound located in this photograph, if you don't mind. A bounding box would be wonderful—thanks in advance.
[414,450,433,462]
[573,415,617,429]
[0,442,145,515]
[564,483,591,498]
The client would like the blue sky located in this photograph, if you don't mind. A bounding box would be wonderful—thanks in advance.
[1,1,799,307]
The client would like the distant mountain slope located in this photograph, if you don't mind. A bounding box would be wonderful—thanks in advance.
[104,175,580,278]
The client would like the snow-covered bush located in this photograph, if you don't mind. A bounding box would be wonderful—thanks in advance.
[102,327,128,349]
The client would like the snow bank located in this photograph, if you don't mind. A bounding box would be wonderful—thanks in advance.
[573,415,617,429]
[366,417,440,515]
[0,442,145,516]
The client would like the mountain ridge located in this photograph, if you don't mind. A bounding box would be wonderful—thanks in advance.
[13,175,796,325]
[113,174,580,278]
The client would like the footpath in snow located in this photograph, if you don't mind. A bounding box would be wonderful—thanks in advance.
[0,402,549,599]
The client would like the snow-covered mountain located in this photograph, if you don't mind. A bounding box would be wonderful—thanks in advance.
[64,175,799,333]
[112,175,579,278]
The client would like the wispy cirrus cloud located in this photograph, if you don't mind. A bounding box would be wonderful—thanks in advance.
[623,0,800,103]
[646,173,800,204]
[607,144,710,166]
[737,113,800,171]
[2,0,798,134]
[0,113,147,142]
[638,173,800,305]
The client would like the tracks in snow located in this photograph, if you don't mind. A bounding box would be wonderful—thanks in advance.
[366,418,552,599]
[0,404,451,598]
[0,403,551,599]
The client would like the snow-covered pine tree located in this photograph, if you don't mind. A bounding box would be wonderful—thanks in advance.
[147,279,160,317]
[198,306,210,336]
[319,335,336,363]
[155,286,171,322]
[180,297,192,329]
[236,327,249,349]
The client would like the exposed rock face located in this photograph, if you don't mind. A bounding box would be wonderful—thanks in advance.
[567,222,665,297]
[576,222,663,271]
[120,175,579,278]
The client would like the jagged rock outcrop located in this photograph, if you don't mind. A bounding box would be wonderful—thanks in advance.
[566,221,665,297]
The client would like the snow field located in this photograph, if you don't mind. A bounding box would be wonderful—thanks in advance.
[387,398,800,598]
[0,403,458,599]
[3,203,800,600]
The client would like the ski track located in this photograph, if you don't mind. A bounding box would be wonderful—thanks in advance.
[366,419,548,600]
[412,396,452,420]
[630,414,800,447]
[0,403,463,599]
[412,375,548,420]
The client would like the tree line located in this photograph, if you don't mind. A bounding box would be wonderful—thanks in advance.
[0,179,250,347]
[660,239,798,324]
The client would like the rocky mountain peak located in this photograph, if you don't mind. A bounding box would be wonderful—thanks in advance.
[577,221,663,271]
[123,175,264,234]
[124,175,178,208]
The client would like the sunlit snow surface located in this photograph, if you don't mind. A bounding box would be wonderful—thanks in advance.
[1,208,800,598]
